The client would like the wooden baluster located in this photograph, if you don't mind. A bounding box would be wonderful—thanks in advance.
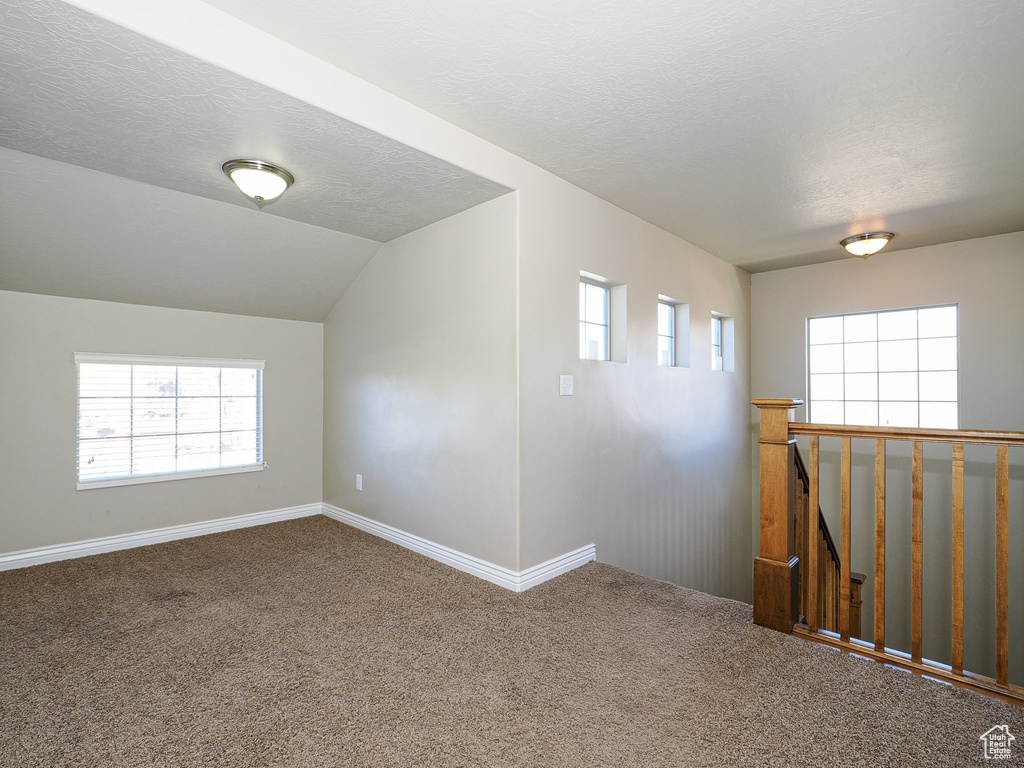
[996,445,1009,688]
[791,459,800,563]
[824,555,831,631]
[849,574,865,640]
[823,557,831,634]
[951,443,964,676]
[840,437,851,642]
[808,436,819,632]
[827,557,832,632]
[911,441,924,664]
[827,558,832,632]
[794,481,802,626]
[830,557,836,632]
[763,415,1024,705]
[831,557,839,634]
[874,438,886,652]
[823,556,829,631]
[818,527,826,630]
[831,556,838,632]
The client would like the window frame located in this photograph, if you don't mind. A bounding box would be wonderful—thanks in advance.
[657,300,676,367]
[711,315,723,370]
[710,311,735,372]
[75,352,265,490]
[806,304,959,428]
[579,277,611,361]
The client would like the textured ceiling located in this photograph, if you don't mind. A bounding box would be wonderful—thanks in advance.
[0,0,509,244]
[203,0,1024,270]
[0,147,381,322]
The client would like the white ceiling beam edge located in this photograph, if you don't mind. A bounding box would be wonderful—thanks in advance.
[62,0,528,195]
[57,0,729,280]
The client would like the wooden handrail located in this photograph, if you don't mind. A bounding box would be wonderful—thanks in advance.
[753,398,1024,705]
[790,422,1024,446]
[794,418,1020,693]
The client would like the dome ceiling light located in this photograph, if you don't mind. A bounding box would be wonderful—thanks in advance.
[840,232,894,259]
[222,159,294,209]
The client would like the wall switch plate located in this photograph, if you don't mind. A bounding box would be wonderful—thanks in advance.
[356,473,363,491]
[559,375,574,396]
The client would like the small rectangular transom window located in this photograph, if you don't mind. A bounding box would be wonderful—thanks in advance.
[711,312,734,372]
[579,278,610,361]
[657,295,690,367]
[76,353,264,489]
[807,305,958,428]
[711,315,723,370]
[657,301,675,367]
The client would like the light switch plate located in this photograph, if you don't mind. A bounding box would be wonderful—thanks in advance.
[559,375,574,396]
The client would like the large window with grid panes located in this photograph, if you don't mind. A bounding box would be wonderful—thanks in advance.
[807,305,958,428]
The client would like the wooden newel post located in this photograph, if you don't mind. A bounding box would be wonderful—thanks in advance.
[752,398,803,633]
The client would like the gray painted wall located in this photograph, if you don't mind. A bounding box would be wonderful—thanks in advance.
[3,43,757,609]
[0,290,324,553]
[322,194,519,569]
[322,179,754,603]
[751,231,1024,686]
[518,180,753,600]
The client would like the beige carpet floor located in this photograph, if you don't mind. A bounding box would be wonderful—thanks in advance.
[1,515,1021,767]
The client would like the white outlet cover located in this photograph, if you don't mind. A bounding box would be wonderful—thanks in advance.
[356,473,363,491]
[559,375,574,396]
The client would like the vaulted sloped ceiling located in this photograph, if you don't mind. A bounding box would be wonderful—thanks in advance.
[204,0,1024,271]
[2,0,1022,320]
[0,147,381,323]
[0,0,510,320]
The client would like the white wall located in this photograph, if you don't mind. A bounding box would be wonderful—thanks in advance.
[751,231,1024,685]
[0,290,323,553]
[518,180,752,599]
[321,176,753,601]
[57,2,758,600]
[322,194,519,569]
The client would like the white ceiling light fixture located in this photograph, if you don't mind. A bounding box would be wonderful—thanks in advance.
[222,159,294,208]
[840,232,894,258]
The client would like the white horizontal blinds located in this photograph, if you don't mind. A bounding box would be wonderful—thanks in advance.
[808,305,958,428]
[77,355,263,483]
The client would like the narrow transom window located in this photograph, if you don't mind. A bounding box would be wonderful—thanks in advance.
[579,279,610,360]
[711,315,723,370]
[807,305,958,428]
[76,353,264,489]
[658,301,675,366]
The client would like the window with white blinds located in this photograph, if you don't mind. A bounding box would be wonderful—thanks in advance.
[807,305,959,428]
[75,353,264,489]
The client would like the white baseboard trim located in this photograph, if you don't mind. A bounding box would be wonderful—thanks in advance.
[1,503,597,591]
[517,543,599,591]
[321,503,596,592]
[0,503,322,571]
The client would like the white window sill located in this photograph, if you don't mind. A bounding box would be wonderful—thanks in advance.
[77,462,265,491]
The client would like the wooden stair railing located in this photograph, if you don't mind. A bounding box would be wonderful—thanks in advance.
[753,398,1024,706]
[792,446,865,637]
